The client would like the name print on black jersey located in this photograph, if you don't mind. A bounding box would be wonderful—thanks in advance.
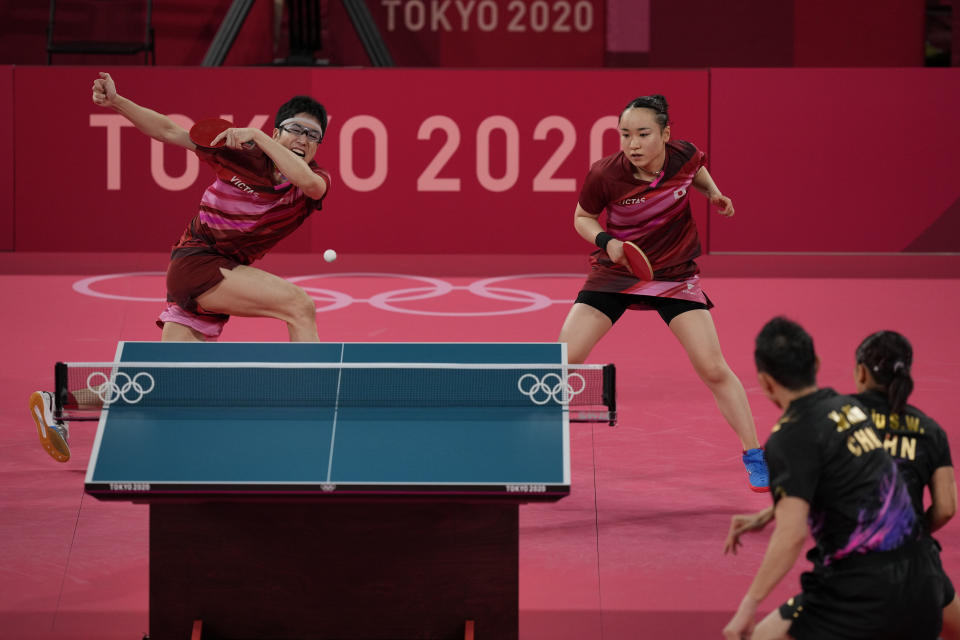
[871,409,923,462]
[828,403,921,460]
[826,403,887,457]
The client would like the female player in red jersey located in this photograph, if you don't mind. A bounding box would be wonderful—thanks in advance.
[30,72,332,461]
[557,95,768,491]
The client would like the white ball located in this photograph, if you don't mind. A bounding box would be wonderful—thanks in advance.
[323,249,337,263]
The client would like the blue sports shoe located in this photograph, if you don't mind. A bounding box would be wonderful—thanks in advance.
[742,448,769,493]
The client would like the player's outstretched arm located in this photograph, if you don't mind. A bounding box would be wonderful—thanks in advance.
[693,166,734,217]
[722,497,808,639]
[723,505,775,555]
[91,72,194,149]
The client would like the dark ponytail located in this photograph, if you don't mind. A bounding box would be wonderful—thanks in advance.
[620,94,670,130]
[855,331,914,415]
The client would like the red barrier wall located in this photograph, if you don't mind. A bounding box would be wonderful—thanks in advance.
[12,67,709,254]
[794,0,924,67]
[709,68,960,253]
[0,66,11,250]
[0,0,275,66]
[0,0,927,68]
[648,0,793,67]
[8,67,960,255]
[328,0,605,67]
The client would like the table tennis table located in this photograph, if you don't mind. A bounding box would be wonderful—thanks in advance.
[64,342,615,640]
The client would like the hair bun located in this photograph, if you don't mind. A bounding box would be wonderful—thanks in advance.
[620,95,671,128]
[650,94,668,113]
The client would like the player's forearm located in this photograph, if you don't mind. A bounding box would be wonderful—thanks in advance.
[255,133,326,196]
[744,520,806,602]
[574,210,605,246]
[109,95,187,145]
[927,501,956,532]
[754,505,776,527]
[927,507,948,533]
[692,166,722,199]
[927,467,957,533]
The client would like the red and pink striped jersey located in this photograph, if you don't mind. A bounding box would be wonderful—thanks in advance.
[172,147,331,264]
[578,141,708,298]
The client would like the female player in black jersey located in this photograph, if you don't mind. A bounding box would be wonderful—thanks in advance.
[852,330,959,639]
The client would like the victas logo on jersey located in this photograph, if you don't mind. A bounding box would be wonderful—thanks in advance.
[230,175,257,196]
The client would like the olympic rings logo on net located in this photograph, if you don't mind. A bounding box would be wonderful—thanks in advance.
[86,371,156,404]
[517,372,586,405]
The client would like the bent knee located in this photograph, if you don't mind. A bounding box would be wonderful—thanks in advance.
[284,285,316,322]
[693,359,733,386]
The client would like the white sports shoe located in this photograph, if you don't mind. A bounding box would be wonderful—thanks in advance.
[29,391,70,462]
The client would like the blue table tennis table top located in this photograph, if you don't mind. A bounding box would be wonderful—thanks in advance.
[84,342,572,501]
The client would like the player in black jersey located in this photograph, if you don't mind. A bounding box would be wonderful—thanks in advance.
[852,330,959,639]
[722,317,942,640]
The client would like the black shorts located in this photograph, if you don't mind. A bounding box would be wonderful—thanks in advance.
[575,290,712,325]
[929,536,956,607]
[779,541,944,640]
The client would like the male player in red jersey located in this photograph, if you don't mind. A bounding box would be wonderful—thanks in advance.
[558,94,769,491]
[29,71,331,462]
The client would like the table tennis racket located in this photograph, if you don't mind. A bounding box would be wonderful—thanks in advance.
[189,117,233,149]
[622,241,654,281]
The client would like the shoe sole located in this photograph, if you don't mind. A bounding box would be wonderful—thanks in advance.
[29,392,70,463]
[749,485,770,493]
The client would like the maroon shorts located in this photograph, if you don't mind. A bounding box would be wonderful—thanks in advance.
[165,250,239,315]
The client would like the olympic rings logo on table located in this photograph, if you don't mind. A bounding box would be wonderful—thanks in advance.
[517,372,585,405]
[87,371,156,404]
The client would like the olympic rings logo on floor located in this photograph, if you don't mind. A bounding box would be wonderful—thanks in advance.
[72,272,582,317]
[517,372,586,405]
[87,371,156,404]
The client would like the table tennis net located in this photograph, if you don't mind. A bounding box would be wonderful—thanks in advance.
[55,362,617,424]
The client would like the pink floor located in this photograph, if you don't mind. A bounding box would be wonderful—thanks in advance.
[2,253,959,640]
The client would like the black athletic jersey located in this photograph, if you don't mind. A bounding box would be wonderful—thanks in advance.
[765,388,918,566]
[853,389,953,534]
